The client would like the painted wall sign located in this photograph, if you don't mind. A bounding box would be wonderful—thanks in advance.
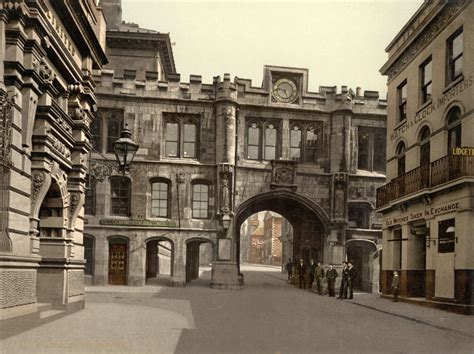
[99,219,176,227]
[453,147,474,156]
[390,76,473,141]
[385,202,460,226]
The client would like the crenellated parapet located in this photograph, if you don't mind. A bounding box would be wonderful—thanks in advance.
[93,66,386,114]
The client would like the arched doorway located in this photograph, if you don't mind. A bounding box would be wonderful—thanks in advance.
[186,238,214,283]
[145,238,174,286]
[108,237,129,285]
[346,239,378,293]
[36,177,69,304]
[234,190,330,281]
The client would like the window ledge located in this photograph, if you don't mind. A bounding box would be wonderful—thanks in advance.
[160,158,201,164]
[443,75,464,94]
[417,99,433,114]
[148,217,172,221]
[354,169,386,178]
[394,118,408,130]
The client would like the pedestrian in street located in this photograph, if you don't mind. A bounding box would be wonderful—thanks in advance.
[346,261,357,299]
[308,259,316,288]
[326,264,338,297]
[314,261,325,295]
[285,258,293,282]
[391,271,400,302]
[338,261,348,299]
[297,258,307,289]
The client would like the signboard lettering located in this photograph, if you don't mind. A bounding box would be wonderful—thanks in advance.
[390,76,473,141]
[99,219,176,227]
[385,202,460,226]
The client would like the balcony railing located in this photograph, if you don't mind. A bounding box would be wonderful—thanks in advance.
[377,154,474,208]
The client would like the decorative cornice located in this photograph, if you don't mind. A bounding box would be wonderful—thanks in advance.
[383,1,469,82]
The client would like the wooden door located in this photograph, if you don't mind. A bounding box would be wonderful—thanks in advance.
[109,243,127,285]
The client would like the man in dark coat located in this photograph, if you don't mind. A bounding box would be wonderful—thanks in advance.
[308,259,316,288]
[326,264,338,297]
[391,271,400,302]
[285,258,293,282]
[297,258,307,289]
[314,261,325,295]
[338,261,348,299]
[346,261,357,299]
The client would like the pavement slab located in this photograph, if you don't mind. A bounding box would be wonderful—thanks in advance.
[1,265,473,354]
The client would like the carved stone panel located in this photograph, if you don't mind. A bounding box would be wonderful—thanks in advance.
[0,91,13,171]
[270,160,297,191]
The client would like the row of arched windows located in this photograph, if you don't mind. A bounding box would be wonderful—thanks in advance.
[395,106,462,176]
[85,176,211,219]
[246,120,323,163]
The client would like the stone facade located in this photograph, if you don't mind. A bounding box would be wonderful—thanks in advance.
[378,0,474,314]
[0,0,107,320]
[83,2,387,291]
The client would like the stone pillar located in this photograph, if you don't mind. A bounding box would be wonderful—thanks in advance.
[129,235,145,286]
[211,75,241,288]
[171,237,186,286]
[94,233,108,285]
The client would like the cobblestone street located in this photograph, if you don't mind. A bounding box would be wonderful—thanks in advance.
[2,265,473,353]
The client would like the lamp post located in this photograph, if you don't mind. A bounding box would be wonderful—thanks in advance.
[113,123,139,174]
[88,123,139,184]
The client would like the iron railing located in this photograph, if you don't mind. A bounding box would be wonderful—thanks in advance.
[377,154,474,208]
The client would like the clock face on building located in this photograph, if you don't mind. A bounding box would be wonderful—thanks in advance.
[272,78,299,103]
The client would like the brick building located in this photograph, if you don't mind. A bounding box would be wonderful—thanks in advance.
[0,0,107,320]
[248,221,264,264]
[378,0,473,314]
[83,1,387,291]
[263,211,283,265]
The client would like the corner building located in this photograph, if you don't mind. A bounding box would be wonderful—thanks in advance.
[0,1,107,320]
[378,0,474,314]
[84,2,387,292]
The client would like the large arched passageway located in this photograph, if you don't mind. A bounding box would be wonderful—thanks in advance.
[234,190,331,281]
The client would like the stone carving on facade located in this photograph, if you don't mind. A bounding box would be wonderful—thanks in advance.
[387,1,468,81]
[176,171,186,184]
[68,192,84,230]
[50,135,71,159]
[55,114,72,133]
[270,160,297,191]
[89,160,114,183]
[220,173,230,213]
[0,91,14,171]
[0,90,14,251]
[70,193,80,215]
[31,171,45,206]
[39,58,56,84]
[333,173,348,219]
[51,164,69,209]
[72,108,86,121]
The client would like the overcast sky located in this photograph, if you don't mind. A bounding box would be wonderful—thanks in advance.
[120,0,424,97]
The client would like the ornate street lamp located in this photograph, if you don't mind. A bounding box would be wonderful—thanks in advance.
[113,123,139,174]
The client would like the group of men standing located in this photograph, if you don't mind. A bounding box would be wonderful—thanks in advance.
[285,259,357,299]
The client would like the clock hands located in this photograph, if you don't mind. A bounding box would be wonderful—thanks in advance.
[277,87,289,98]
[273,78,298,102]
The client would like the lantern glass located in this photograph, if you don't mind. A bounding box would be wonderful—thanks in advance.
[113,124,139,171]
